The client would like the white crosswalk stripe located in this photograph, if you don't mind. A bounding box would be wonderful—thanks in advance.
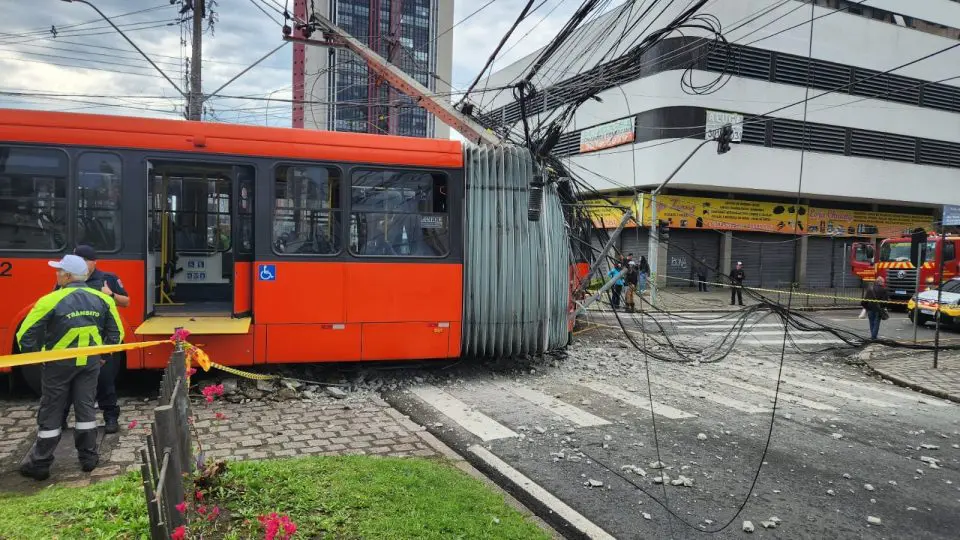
[409,384,517,441]
[708,374,838,411]
[499,382,611,427]
[647,377,771,414]
[577,381,696,420]
[719,365,898,408]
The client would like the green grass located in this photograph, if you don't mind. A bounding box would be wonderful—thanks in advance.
[0,456,550,540]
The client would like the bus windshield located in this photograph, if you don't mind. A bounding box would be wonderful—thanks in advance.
[879,241,935,262]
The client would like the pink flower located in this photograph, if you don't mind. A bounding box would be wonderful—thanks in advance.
[171,525,186,540]
[207,506,221,522]
[175,501,187,513]
[258,513,297,540]
[205,395,214,403]
[215,412,227,420]
[197,504,207,515]
[187,368,197,377]
[128,420,138,429]
[171,328,191,342]
[194,490,204,502]
[201,384,225,404]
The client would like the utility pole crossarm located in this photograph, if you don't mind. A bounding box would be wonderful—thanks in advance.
[289,14,501,145]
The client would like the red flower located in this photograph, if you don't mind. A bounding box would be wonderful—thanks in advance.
[175,501,187,514]
[128,420,138,429]
[194,490,204,502]
[171,328,191,342]
[201,384,225,403]
[170,525,186,540]
[215,412,227,420]
[187,367,197,377]
[197,504,207,515]
[258,513,297,540]
[207,506,221,521]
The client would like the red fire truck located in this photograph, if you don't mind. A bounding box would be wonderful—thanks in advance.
[851,233,960,304]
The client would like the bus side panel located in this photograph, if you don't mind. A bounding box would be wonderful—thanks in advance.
[253,262,346,324]
[98,259,147,369]
[140,334,254,369]
[345,263,462,323]
[266,324,362,362]
[1,259,59,354]
[361,323,451,361]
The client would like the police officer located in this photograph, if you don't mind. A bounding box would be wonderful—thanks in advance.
[18,254,124,480]
[61,245,129,434]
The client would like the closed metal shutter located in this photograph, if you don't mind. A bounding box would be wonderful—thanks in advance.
[806,237,834,287]
[832,237,868,290]
[731,233,798,288]
[666,230,721,287]
[621,228,649,267]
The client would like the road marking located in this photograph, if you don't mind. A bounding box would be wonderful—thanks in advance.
[650,377,771,414]
[578,381,695,420]
[409,385,517,441]
[706,330,835,337]
[710,375,838,411]
[721,365,898,408]
[741,338,847,347]
[468,445,617,540]
[500,383,610,427]
[675,323,785,330]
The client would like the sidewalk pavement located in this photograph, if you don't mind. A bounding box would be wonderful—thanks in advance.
[862,347,960,403]
[0,392,440,491]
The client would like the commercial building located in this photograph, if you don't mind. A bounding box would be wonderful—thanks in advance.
[295,0,453,138]
[475,0,960,289]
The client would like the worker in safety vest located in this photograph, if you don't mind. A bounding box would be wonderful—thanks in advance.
[60,245,129,434]
[17,254,124,480]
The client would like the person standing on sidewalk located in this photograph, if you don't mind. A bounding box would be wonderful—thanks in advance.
[17,254,124,480]
[696,256,709,292]
[624,260,638,312]
[61,245,129,434]
[608,263,625,310]
[638,256,651,294]
[729,261,746,306]
[862,276,889,340]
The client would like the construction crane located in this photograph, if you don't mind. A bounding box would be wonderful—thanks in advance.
[282,12,501,146]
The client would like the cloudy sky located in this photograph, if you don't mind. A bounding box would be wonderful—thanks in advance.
[0,0,581,135]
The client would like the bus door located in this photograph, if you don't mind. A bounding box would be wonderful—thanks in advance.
[232,167,254,316]
[141,160,253,327]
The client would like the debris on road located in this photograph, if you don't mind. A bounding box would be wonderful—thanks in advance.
[697,433,708,441]
[864,484,875,491]
[867,516,882,525]
[742,520,755,533]
[649,460,665,469]
[585,479,603,488]
[827,489,836,496]
[920,444,940,450]
[761,520,777,529]
[670,475,694,487]
[842,473,851,479]
[325,386,348,399]
[643,513,652,520]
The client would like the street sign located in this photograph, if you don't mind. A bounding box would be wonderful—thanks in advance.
[258,264,276,281]
[705,110,743,142]
[943,204,960,226]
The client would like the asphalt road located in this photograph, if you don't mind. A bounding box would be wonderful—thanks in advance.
[387,310,960,539]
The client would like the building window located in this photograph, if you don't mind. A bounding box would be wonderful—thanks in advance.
[273,165,341,255]
[76,152,121,252]
[349,169,448,257]
[0,146,68,251]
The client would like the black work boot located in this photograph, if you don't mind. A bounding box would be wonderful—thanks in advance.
[104,419,119,434]
[19,461,51,481]
[80,456,99,472]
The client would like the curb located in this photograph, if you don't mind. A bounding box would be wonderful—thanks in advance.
[865,365,960,404]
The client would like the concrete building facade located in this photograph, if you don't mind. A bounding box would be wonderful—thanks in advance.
[476,0,960,289]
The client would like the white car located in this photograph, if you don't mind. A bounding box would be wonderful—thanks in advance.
[908,277,960,327]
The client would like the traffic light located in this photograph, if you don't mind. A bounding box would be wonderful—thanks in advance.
[658,219,670,241]
[910,227,927,266]
[716,124,734,155]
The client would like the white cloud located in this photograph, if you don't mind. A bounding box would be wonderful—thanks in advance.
[0,0,574,130]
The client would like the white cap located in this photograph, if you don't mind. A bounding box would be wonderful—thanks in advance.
[48,254,88,276]
[737,261,743,265]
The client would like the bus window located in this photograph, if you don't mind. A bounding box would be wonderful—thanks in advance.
[0,146,68,251]
[273,165,341,255]
[349,169,449,258]
[77,152,121,252]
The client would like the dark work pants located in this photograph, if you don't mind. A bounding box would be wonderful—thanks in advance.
[697,274,708,292]
[731,286,744,305]
[611,284,623,308]
[63,353,121,425]
[22,358,101,473]
[867,310,881,340]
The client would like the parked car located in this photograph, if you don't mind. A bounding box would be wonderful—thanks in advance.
[907,277,960,327]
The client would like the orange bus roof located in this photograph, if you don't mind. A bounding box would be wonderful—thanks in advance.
[0,108,463,168]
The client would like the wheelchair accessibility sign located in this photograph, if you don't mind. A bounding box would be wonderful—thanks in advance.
[258,264,276,281]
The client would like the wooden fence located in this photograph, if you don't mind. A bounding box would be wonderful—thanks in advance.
[138,338,194,540]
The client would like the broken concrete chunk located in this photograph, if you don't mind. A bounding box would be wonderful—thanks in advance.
[769,517,781,525]
[842,473,851,479]
[697,433,708,441]
[831,433,844,439]
[827,489,836,496]
[643,512,652,520]
[325,386,348,399]
[760,520,777,529]
[920,444,940,450]
[649,460,665,469]
[534,426,546,434]
[585,479,603,488]
[920,456,940,465]
[742,521,755,533]
[864,484,875,491]
[867,516,882,525]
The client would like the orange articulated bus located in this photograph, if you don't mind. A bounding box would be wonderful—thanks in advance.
[0,109,467,387]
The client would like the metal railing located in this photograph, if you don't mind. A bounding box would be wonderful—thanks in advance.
[138,338,194,540]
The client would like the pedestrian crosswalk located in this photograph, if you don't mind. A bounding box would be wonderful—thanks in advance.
[406,358,950,443]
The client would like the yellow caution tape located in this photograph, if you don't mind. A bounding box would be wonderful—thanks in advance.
[208,362,279,381]
[0,340,171,369]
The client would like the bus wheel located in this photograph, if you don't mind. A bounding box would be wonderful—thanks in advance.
[19,364,42,396]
